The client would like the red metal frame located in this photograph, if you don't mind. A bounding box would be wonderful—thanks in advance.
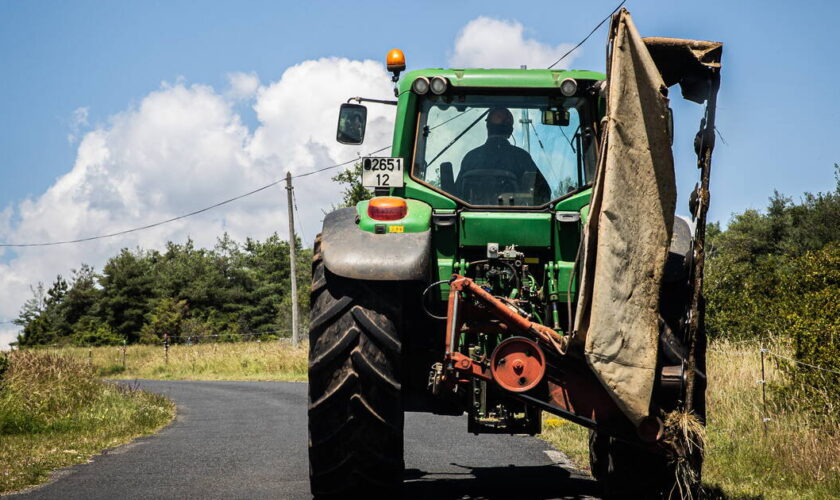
[440,274,661,445]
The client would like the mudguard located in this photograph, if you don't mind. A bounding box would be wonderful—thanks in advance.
[320,208,432,281]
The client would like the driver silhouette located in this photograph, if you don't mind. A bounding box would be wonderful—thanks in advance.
[456,107,550,205]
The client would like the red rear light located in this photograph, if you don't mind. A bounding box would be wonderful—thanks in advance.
[368,197,407,221]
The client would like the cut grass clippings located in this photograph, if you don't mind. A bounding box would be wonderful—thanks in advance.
[0,351,175,494]
[540,339,840,499]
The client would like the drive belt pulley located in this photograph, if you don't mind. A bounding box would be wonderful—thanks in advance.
[490,337,546,392]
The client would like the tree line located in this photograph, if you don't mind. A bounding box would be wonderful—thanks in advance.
[705,166,840,403]
[11,164,367,348]
[14,234,311,346]
[14,162,839,390]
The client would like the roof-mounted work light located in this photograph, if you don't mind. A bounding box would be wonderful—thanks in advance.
[430,76,448,95]
[560,78,578,97]
[412,76,430,95]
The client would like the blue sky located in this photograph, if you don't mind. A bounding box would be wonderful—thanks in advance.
[2,0,838,221]
[1,0,839,343]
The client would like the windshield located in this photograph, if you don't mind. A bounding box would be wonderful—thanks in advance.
[413,94,597,207]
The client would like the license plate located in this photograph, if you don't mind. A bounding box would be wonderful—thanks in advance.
[361,157,404,188]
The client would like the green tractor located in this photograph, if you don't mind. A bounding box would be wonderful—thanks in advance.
[309,9,722,498]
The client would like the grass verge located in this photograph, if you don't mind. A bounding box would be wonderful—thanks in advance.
[0,351,175,494]
[540,339,840,499]
[19,339,838,498]
[33,341,308,382]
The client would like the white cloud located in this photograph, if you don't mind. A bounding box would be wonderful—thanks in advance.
[0,327,17,352]
[226,71,261,100]
[449,17,577,69]
[0,17,577,349]
[249,58,393,165]
[0,58,395,348]
[0,205,12,240]
[67,106,90,143]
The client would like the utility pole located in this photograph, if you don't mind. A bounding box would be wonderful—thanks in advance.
[285,172,300,346]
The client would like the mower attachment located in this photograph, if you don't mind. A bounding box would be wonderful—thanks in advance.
[436,274,663,444]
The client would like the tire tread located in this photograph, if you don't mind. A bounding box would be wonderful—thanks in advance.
[308,233,404,498]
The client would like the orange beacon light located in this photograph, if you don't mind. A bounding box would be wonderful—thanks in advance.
[386,49,406,83]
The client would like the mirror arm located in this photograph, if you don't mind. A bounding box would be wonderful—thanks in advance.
[347,96,398,106]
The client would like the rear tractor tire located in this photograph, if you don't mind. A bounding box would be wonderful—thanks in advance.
[307,235,405,498]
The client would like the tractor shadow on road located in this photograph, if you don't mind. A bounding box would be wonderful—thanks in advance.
[403,463,601,499]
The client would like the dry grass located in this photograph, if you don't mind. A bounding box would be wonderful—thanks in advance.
[1,341,303,492]
[17,339,838,498]
[0,351,174,494]
[662,410,706,498]
[33,340,308,382]
[540,339,840,499]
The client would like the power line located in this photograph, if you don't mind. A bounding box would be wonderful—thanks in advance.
[0,145,390,248]
[547,0,626,69]
[1,3,625,249]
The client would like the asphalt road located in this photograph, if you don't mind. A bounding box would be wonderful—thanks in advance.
[10,380,600,500]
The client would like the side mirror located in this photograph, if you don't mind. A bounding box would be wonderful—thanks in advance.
[337,103,368,144]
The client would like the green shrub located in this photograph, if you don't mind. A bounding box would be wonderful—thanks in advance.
[179,317,217,342]
[139,297,188,344]
[0,353,9,381]
[774,243,840,411]
[71,316,123,346]
[218,322,244,342]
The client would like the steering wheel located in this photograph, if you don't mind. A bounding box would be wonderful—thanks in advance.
[456,169,520,205]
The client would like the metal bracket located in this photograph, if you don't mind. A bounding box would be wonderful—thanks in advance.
[347,96,398,106]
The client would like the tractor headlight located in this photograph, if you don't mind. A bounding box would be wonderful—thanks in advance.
[430,76,449,95]
[560,78,578,97]
[412,77,430,95]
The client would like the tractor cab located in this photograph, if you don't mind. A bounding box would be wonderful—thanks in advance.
[335,63,607,324]
[406,78,601,208]
[338,64,604,210]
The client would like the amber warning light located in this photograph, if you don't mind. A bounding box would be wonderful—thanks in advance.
[368,197,407,221]
[386,49,406,82]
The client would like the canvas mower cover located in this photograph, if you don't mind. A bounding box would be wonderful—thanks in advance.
[573,9,722,425]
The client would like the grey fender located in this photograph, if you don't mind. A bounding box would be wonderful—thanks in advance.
[320,208,432,281]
